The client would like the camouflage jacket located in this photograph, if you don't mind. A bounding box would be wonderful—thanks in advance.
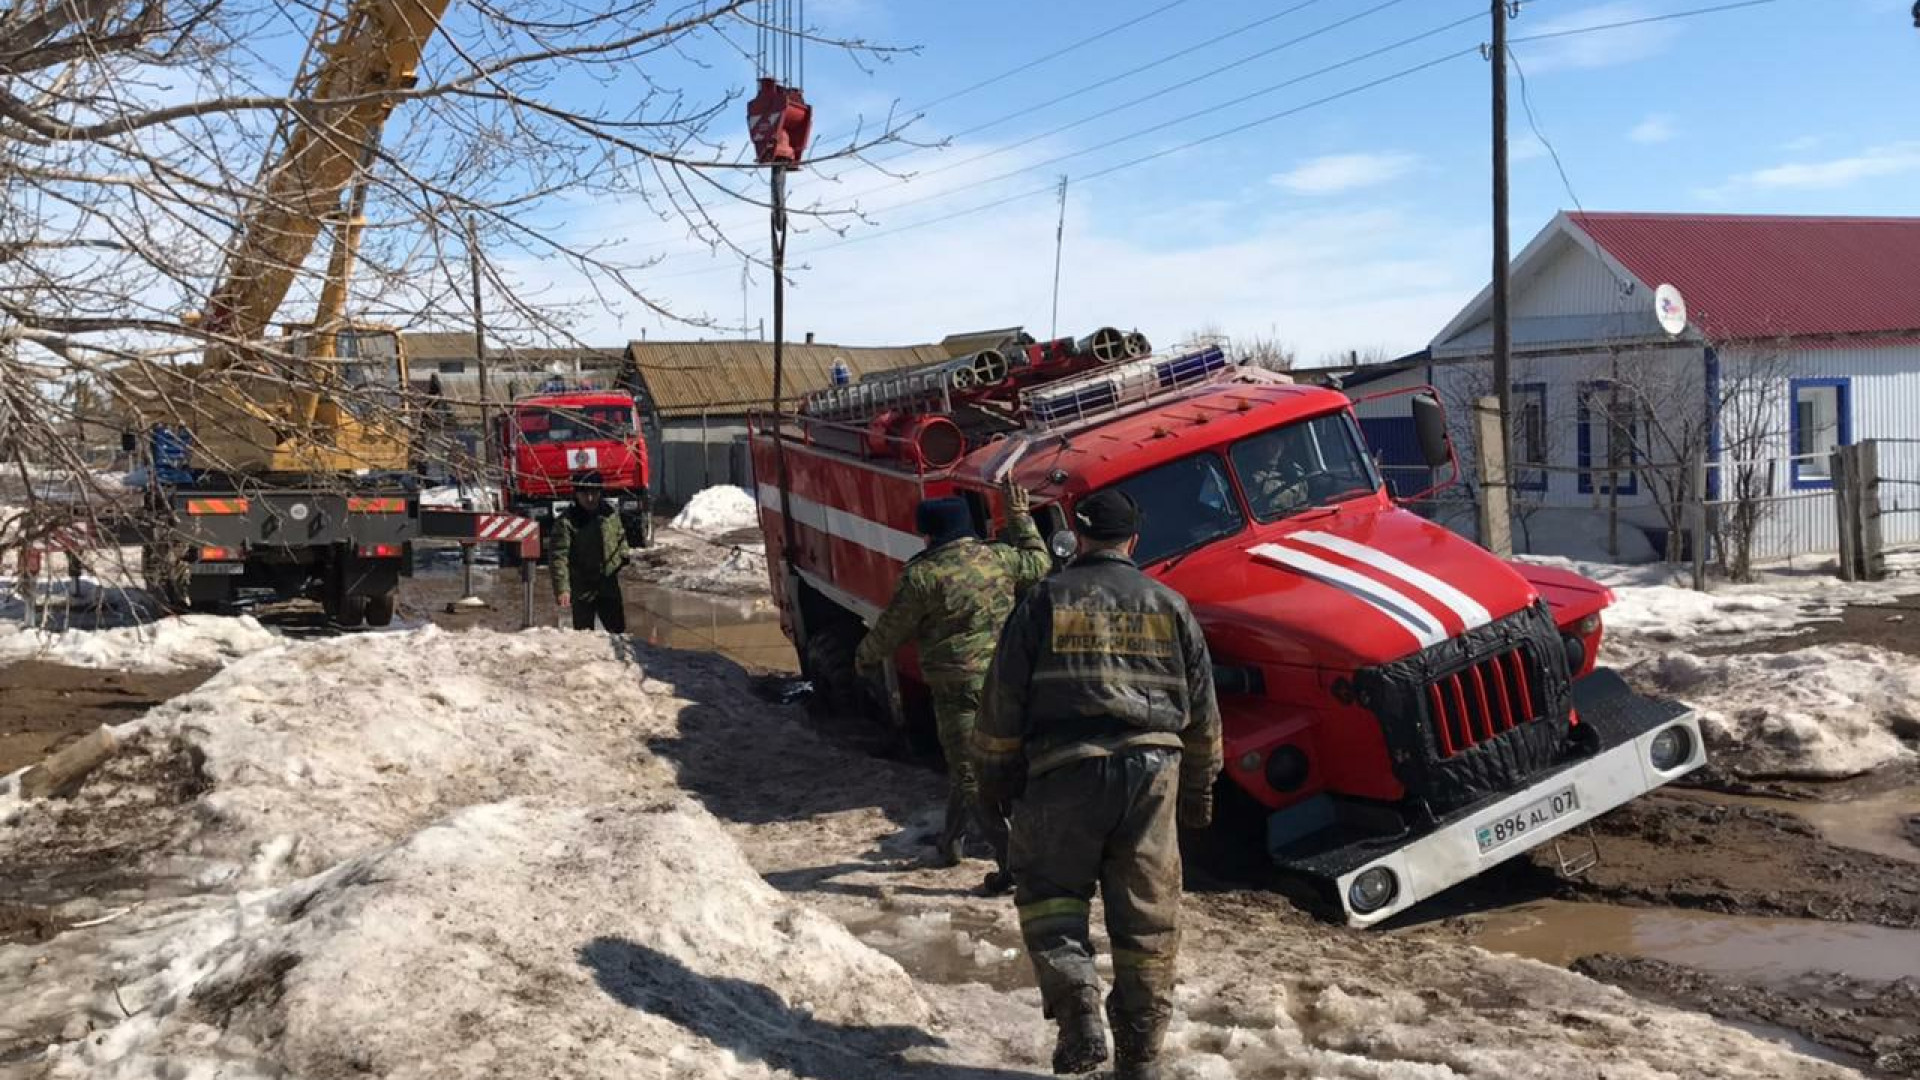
[550,504,628,598]
[855,511,1050,684]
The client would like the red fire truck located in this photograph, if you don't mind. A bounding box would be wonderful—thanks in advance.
[494,389,654,556]
[749,327,1705,925]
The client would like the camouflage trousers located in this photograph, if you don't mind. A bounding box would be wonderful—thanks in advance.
[929,676,1009,870]
[1010,747,1181,1063]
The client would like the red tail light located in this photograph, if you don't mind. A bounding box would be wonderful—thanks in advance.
[356,543,402,558]
[198,546,239,561]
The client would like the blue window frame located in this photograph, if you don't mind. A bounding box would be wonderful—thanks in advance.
[1577,381,1641,496]
[1790,377,1851,490]
[1513,382,1547,492]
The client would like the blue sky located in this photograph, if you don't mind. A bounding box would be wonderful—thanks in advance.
[497,0,1916,362]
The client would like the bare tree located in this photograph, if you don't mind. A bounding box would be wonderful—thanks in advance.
[1182,324,1295,372]
[0,0,910,618]
[1709,342,1792,582]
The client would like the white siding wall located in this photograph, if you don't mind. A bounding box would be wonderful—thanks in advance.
[1511,235,1638,322]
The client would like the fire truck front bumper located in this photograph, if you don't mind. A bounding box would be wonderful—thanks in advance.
[1276,669,1707,927]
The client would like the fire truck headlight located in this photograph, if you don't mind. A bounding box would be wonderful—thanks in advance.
[1649,726,1692,771]
[1049,530,1077,559]
[1348,866,1398,914]
[1562,634,1585,674]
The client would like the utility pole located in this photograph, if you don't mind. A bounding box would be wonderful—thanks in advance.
[1491,0,1513,455]
[466,215,490,476]
[1050,174,1069,339]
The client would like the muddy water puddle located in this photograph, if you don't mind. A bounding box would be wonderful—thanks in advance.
[1452,900,1920,985]
[1707,786,1920,866]
[839,907,1030,991]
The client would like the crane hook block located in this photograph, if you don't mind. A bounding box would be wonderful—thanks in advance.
[747,77,813,166]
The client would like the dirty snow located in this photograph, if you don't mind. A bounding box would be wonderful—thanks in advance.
[670,484,759,538]
[0,613,278,672]
[0,627,1862,1078]
[1630,644,1920,779]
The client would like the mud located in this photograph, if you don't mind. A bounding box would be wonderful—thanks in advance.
[1709,599,1920,659]
[0,661,213,776]
[1528,792,1920,928]
[1575,955,1920,1079]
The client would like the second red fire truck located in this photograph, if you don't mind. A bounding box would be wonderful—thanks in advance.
[749,326,1705,924]
[493,388,655,557]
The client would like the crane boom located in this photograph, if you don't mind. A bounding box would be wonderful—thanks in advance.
[201,0,452,368]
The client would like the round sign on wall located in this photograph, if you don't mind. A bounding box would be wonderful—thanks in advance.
[1655,283,1688,336]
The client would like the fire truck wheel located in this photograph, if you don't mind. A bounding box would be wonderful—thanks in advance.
[801,623,864,719]
[364,591,396,628]
[624,508,655,549]
[332,593,368,629]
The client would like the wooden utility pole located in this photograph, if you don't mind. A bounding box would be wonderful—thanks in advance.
[1475,395,1513,557]
[1491,1,1513,455]
[466,215,491,475]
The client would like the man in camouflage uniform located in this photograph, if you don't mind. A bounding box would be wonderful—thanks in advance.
[551,471,630,633]
[856,482,1050,889]
[974,489,1220,1079]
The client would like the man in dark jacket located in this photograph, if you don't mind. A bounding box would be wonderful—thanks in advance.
[975,489,1221,1079]
[551,471,629,633]
[856,482,1050,889]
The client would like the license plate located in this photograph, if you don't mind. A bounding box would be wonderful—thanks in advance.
[1475,785,1579,854]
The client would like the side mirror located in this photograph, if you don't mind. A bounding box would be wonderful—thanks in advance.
[1413,393,1451,469]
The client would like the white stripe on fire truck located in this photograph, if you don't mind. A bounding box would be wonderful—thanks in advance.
[1248,542,1448,649]
[756,484,925,563]
[1287,531,1492,632]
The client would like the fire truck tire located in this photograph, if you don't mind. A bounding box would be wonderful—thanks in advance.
[801,622,865,719]
[364,591,396,628]
[634,509,656,549]
[331,593,368,629]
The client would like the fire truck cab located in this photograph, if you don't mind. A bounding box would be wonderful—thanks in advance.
[750,330,1705,924]
[494,389,654,555]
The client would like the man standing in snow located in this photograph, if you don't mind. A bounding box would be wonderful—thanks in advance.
[974,489,1221,1079]
[551,471,630,633]
[855,482,1050,891]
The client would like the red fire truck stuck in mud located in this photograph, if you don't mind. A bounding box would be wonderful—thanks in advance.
[748,328,1706,925]
[493,389,655,556]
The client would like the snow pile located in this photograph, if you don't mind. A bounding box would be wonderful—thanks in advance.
[35,802,927,1079]
[0,614,278,672]
[1631,644,1920,778]
[670,485,759,538]
[1603,584,1803,644]
[7,628,934,1077]
[418,483,498,510]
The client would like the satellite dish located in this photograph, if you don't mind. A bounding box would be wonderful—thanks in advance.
[1654,283,1688,336]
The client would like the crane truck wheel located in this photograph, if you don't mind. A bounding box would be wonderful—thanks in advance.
[331,593,368,629]
[363,591,396,628]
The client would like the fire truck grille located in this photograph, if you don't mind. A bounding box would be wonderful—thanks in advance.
[1423,645,1542,759]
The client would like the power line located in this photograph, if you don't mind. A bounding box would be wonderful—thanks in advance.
[657,0,1780,284]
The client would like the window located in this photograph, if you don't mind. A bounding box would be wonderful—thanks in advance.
[1092,453,1245,565]
[515,405,635,444]
[1513,383,1547,492]
[1577,382,1644,496]
[1228,413,1380,522]
[437,361,467,375]
[1790,378,1850,489]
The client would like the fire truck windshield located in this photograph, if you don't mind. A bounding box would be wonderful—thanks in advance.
[1229,412,1380,522]
[1098,453,1246,565]
[516,406,632,444]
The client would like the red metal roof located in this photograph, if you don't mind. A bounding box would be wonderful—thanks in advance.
[1567,212,1920,341]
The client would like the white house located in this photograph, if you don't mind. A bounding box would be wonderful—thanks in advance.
[1412,211,1920,563]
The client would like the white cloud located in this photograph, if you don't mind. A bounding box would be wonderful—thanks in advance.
[1515,3,1684,73]
[1628,114,1677,144]
[1510,135,1550,164]
[1727,142,1920,191]
[1271,152,1420,195]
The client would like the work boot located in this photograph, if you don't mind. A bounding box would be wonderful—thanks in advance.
[934,788,967,868]
[978,869,1014,896]
[1109,1004,1168,1080]
[1051,992,1108,1075]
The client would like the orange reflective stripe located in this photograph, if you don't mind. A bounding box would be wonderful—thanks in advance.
[347,496,407,513]
[185,498,249,515]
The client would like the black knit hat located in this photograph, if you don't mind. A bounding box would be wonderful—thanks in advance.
[1073,490,1140,541]
[915,496,975,545]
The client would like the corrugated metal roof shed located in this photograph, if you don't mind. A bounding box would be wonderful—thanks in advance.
[400,332,624,369]
[1568,212,1920,341]
[628,339,953,417]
